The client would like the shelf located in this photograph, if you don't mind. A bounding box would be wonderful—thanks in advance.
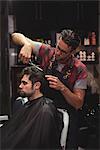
[75,45,99,64]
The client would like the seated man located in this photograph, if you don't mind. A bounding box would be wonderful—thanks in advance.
[1,66,63,149]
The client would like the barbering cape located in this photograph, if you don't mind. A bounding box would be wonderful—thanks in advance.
[0,96,62,149]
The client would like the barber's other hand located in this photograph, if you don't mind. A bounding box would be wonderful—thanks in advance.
[19,44,33,64]
[45,75,64,91]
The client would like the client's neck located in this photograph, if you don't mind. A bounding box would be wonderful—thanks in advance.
[29,92,43,101]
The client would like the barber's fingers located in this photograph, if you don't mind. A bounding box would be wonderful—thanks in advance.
[19,51,31,59]
[19,47,32,64]
[19,49,31,59]
[45,75,64,90]
[19,54,30,64]
[45,75,58,78]
[45,75,58,82]
[45,75,59,87]
[20,56,30,64]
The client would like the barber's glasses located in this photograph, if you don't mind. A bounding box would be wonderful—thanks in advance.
[56,45,68,54]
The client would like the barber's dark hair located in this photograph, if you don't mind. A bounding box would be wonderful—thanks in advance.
[20,66,46,93]
[60,29,81,50]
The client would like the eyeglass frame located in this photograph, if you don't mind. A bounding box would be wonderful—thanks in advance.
[56,44,71,54]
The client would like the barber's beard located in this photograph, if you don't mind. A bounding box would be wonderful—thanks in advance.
[56,54,71,64]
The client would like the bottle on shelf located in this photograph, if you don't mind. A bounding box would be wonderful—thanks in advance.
[84,38,90,45]
[91,52,95,61]
[91,32,96,45]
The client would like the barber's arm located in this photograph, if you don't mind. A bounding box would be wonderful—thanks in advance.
[45,75,86,110]
[11,33,42,63]
[60,84,85,109]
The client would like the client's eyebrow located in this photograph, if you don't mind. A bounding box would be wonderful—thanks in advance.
[21,80,28,85]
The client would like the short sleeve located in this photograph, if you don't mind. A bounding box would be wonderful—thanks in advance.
[38,44,55,69]
[74,59,88,89]
[74,78,87,89]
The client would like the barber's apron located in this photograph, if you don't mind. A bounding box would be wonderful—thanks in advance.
[44,62,79,149]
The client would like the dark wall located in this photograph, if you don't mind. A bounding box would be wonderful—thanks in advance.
[0,1,11,115]
[12,1,99,39]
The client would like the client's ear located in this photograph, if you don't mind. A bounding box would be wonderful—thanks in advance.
[34,82,41,90]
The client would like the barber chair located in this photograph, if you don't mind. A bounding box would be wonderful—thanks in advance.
[57,108,69,150]
[0,115,8,127]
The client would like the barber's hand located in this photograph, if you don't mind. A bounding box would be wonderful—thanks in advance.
[45,75,64,91]
[19,44,33,64]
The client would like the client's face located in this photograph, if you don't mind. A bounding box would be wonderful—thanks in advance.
[18,74,34,98]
